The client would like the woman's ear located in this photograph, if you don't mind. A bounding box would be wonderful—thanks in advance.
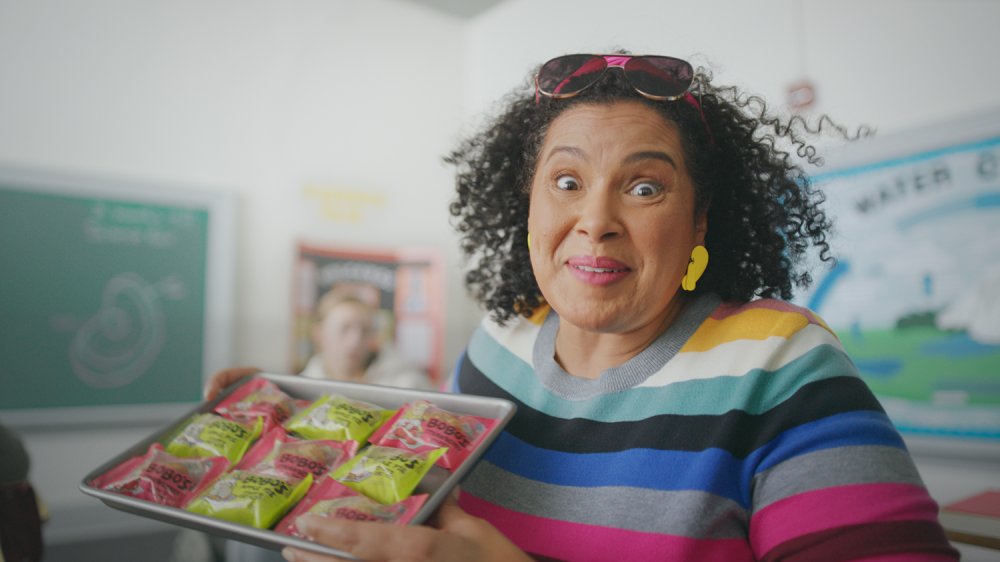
[695,210,708,246]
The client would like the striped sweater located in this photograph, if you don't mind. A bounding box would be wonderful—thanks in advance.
[450,294,959,562]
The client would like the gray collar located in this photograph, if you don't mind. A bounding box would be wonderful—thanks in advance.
[532,293,722,400]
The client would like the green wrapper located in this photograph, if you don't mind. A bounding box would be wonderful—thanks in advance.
[331,445,446,505]
[164,413,263,464]
[284,395,393,444]
[186,470,313,529]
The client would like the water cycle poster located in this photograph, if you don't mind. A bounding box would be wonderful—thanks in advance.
[799,134,1000,441]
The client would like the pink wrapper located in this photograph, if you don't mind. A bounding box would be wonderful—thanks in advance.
[214,377,297,434]
[90,443,231,508]
[274,477,426,537]
[369,400,499,471]
[235,428,358,485]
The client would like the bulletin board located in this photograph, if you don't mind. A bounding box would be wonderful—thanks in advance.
[292,243,445,384]
[0,165,236,427]
[796,108,1000,450]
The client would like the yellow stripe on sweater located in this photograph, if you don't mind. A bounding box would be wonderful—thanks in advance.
[681,308,818,353]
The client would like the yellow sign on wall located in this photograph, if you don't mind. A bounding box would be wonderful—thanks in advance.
[302,183,387,223]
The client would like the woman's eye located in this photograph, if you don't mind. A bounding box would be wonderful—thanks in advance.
[628,182,662,197]
[556,175,580,190]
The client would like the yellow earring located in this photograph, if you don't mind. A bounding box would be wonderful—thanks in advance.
[527,233,531,249]
[682,246,709,291]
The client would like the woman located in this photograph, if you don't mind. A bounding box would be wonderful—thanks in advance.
[208,53,958,562]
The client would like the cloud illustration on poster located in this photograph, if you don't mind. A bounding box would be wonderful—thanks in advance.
[936,264,1000,345]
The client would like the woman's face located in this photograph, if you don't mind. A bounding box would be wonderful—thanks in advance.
[313,301,377,376]
[527,101,707,334]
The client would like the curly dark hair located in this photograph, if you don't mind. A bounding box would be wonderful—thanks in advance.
[447,56,864,325]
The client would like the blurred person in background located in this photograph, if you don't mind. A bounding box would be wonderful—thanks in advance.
[300,290,431,390]
[0,422,44,562]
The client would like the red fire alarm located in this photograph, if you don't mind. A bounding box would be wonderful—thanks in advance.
[787,81,815,109]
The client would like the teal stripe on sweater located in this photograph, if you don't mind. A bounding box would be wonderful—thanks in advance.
[467,326,859,422]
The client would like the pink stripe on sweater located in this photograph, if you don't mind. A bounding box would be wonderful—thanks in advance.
[751,483,942,554]
[459,493,755,562]
[850,554,958,562]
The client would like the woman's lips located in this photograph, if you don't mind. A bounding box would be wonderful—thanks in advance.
[567,255,631,285]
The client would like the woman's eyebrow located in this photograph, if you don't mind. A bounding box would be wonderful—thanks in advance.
[544,145,587,164]
[625,151,677,168]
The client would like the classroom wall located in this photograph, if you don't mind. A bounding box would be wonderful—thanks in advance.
[461,0,1000,143]
[0,0,476,376]
[0,0,472,542]
[2,0,999,550]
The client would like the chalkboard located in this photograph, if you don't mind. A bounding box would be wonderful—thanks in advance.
[795,107,1000,455]
[0,165,235,427]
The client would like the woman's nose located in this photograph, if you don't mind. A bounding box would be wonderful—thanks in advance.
[574,186,622,242]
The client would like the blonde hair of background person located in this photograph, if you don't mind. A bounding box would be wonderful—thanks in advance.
[206,51,959,562]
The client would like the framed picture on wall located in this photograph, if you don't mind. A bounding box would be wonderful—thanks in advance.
[291,242,445,384]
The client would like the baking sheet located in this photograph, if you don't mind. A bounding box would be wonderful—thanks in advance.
[79,373,516,560]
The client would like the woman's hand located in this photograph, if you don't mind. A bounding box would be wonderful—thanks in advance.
[202,366,262,401]
[281,495,532,562]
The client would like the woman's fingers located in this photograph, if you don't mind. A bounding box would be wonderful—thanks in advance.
[202,366,262,401]
[430,496,532,562]
[280,498,532,562]
[282,514,482,562]
[429,494,472,531]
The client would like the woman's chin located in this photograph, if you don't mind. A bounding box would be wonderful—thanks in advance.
[556,305,642,334]
[553,292,682,336]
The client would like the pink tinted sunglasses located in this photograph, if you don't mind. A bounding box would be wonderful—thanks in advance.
[534,54,712,142]
[535,54,698,100]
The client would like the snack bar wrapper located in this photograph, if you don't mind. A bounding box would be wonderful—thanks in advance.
[284,395,394,444]
[235,428,359,484]
[370,400,500,471]
[90,443,231,509]
[186,470,313,529]
[290,398,313,417]
[214,377,297,434]
[330,445,446,505]
[164,413,263,464]
[274,477,427,537]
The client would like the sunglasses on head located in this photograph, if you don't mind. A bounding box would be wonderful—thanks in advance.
[534,54,699,101]
[534,53,712,143]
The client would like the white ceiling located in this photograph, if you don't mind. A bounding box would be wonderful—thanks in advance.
[401,0,507,18]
